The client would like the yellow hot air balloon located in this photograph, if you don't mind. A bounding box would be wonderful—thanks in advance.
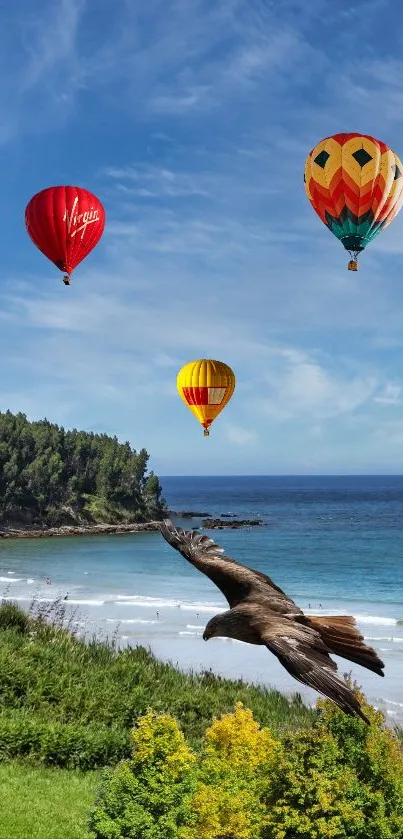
[177,359,236,436]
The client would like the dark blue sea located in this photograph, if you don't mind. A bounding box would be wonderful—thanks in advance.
[1,476,402,721]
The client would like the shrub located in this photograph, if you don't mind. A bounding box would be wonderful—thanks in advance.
[181,702,280,839]
[0,600,30,633]
[0,710,130,769]
[84,695,403,839]
[89,710,197,838]
[0,600,314,769]
[261,687,403,839]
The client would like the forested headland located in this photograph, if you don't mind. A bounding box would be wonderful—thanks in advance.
[0,410,166,528]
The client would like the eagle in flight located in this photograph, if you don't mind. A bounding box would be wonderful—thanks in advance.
[160,520,384,723]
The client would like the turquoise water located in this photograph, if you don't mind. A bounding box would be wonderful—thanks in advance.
[1,476,402,721]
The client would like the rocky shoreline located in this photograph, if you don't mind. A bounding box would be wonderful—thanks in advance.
[0,521,162,539]
[0,515,264,539]
[169,510,212,518]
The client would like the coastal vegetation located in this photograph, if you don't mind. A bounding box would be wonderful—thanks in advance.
[0,599,313,768]
[0,762,100,839]
[0,599,402,838]
[91,701,403,839]
[0,410,165,527]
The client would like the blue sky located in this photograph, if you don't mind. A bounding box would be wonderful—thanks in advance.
[1,0,403,476]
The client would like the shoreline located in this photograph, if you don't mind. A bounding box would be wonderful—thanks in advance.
[0,521,163,539]
[0,514,263,539]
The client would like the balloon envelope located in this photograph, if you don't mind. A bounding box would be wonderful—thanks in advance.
[177,359,236,436]
[304,133,403,267]
[25,186,105,281]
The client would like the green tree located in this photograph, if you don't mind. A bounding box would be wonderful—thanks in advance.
[0,410,165,525]
[89,711,197,839]
[262,687,403,839]
[143,473,166,519]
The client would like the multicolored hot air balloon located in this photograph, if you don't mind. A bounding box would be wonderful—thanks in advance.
[25,186,106,285]
[304,133,403,270]
[177,359,236,436]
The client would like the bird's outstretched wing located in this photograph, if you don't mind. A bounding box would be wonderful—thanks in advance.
[159,519,302,615]
[261,620,370,722]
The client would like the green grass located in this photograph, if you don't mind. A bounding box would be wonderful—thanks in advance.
[0,599,315,768]
[1,599,401,767]
[0,600,402,838]
[0,761,101,839]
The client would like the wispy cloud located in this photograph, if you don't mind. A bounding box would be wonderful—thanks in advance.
[105,165,210,198]
[224,424,258,445]
[373,383,403,405]
[20,0,84,92]
[0,277,383,428]
[0,0,86,141]
[249,347,377,423]
[99,153,403,344]
[2,0,403,472]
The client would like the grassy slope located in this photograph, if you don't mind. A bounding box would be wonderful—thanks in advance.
[0,762,100,839]
[1,602,402,753]
[0,602,402,837]
[0,601,315,761]
[0,601,315,837]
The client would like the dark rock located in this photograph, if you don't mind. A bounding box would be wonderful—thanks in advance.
[201,669,223,682]
[0,521,162,539]
[169,510,212,518]
[201,518,263,529]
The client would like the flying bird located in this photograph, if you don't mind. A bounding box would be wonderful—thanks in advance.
[159,520,385,723]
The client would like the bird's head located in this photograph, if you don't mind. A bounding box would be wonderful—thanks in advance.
[203,611,241,641]
[202,614,226,641]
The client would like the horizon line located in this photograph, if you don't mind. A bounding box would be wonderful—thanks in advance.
[159,473,403,478]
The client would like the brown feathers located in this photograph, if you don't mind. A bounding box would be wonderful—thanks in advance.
[160,520,385,723]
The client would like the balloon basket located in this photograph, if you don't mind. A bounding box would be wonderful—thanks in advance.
[203,429,210,437]
[63,275,71,285]
[348,260,358,271]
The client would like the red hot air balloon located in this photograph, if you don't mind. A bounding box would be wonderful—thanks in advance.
[25,186,106,285]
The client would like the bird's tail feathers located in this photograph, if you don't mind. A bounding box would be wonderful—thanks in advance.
[267,637,370,724]
[309,615,384,677]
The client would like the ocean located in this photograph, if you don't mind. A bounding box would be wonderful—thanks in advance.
[1,475,402,723]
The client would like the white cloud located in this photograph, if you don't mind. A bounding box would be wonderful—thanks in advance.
[105,165,210,198]
[373,383,403,405]
[309,424,323,438]
[20,0,84,92]
[221,30,302,86]
[224,424,258,445]
[252,348,377,422]
[0,270,383,438]
[3,0,403,474]
[0,0,86,141]
[0,0,399,147]
[0,0,315,137]
[151,87,212,114]
[372,419,403,447]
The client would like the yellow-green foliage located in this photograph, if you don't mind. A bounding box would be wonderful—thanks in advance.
[204,701,278,770]
[181,702,280,839]
[89,710,197,839]
[262,688,403,839]
[90,693,403,839]
[317,685,403,807]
